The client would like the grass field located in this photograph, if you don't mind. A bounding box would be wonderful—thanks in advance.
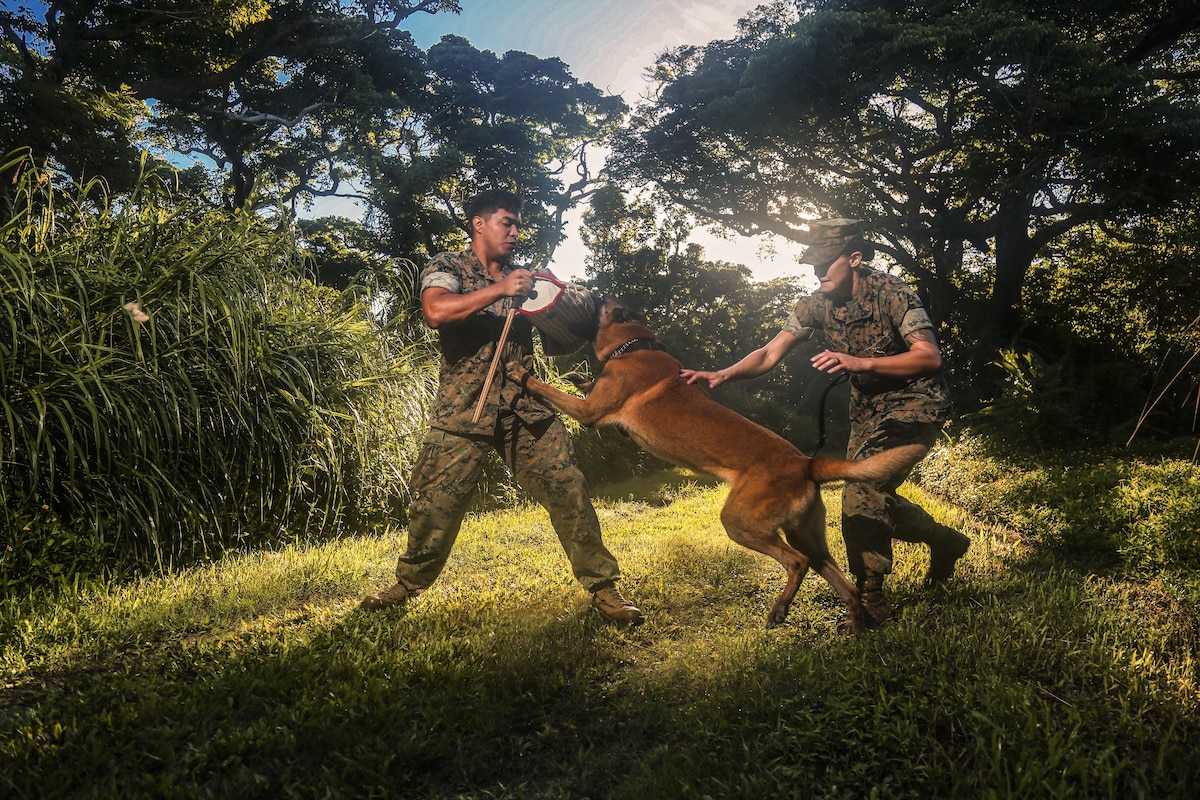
[2,473,1197,798]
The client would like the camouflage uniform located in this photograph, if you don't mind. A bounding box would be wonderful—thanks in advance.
[783,267,952,579]
[395,249,622,594]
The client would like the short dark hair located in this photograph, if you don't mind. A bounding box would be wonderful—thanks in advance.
[466,188,523,221]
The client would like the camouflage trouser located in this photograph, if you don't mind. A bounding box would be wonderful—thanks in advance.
[396,414,620,594]
[841,398,945,580]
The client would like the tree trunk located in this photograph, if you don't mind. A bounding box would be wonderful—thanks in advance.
[927,237,962,333]
[987,202,1036,353]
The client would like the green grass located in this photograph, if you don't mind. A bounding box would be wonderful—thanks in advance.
[1,474,1197,798]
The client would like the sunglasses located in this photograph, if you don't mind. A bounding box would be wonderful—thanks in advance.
[813,254,843,278]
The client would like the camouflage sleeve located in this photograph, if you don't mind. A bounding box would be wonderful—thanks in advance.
[782,295,819,340]
[420,252,462,294]
[421,271,460,293]
[782,311,816,341]
[879,277,934,338]
[900,307,935,338]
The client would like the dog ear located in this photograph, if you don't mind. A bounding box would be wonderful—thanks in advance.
[609,299,646,325]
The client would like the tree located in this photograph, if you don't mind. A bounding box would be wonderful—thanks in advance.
[1019,207,1200,443]
[1,1,459,202]
[3,3,623,268]
[367,35,626,268]
[611,0,1200,353]
[3,3,623,276]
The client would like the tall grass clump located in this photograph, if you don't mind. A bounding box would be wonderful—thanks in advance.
[0,152,435,592]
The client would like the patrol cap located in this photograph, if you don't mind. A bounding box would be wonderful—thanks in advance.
[798,218,876,265]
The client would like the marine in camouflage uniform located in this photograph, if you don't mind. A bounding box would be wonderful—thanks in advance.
[361,189,641,625]
[681,219,969,627]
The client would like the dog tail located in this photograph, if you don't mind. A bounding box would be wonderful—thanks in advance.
[809,443,928,485]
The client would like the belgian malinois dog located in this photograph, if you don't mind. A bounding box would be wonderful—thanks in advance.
[511,296,925,633]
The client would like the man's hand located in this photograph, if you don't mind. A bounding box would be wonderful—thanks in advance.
[810,349,867,375]
[497,268,534,299]
[681,368,726,389]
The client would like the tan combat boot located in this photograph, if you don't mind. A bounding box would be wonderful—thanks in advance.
[359,583,411,611]
[858,552,892,627]
[591,585,644,626]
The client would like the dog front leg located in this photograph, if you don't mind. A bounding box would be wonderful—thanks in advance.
[511,368,612,428]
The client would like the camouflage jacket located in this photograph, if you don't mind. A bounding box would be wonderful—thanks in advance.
[419,249,553,434]
[783,267,952,423]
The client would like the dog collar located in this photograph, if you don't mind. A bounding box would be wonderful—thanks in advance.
[606,338,667,360]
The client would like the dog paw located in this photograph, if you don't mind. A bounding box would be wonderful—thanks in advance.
[563,373,594,393]
[766,604,790,628]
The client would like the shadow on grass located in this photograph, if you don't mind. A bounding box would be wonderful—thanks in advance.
[3,592,677,798]
[3,518,1198,798]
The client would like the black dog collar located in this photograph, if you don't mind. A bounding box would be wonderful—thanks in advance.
[606,338,667,360]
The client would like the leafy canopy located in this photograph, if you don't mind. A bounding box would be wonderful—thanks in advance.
[3,2,624,278]
[612,0,1200,345]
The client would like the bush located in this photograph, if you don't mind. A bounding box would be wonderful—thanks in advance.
[0,153,433,589]
[965,349,1091,449]
[0,503,112,594]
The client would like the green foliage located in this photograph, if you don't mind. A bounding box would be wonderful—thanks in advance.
[913,434,1200,578]
[0,154,432,589]
[1,2,455,206]
[968,349,1088,448]
[0,503,112,595]
[1,480,1196,797]
[955,212,1200,446]
[1019,214,1200,444]
[613,0,1200,352]
[295,216,402,289]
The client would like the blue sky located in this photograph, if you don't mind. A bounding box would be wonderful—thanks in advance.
[337,0,810,282]
[404,0,762,102]
[400,0,809,282]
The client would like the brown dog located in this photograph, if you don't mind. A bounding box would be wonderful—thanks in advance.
[511,296,925,633]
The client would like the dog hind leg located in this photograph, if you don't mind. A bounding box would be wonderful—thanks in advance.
[784,496,866,634]
[720,493,810,628]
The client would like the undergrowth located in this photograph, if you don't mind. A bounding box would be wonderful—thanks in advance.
[0,154,435,590]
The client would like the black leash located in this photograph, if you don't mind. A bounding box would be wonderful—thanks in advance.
[807,372,850,457]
